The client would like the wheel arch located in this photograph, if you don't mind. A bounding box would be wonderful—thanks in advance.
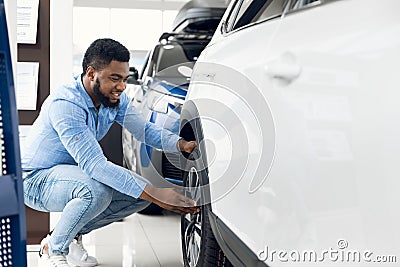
[179,100,209,170]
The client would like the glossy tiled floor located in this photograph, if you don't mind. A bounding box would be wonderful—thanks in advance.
[27,211,184,267]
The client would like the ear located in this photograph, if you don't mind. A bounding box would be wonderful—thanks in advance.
[86,66,96,81]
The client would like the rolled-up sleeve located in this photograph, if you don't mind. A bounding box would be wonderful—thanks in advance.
[49,99,147,198]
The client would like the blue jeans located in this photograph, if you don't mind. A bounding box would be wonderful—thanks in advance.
[23,164,150,255]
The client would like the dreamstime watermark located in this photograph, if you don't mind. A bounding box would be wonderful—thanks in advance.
[257,239,397,263]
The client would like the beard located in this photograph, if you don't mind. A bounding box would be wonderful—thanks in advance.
[93,78,119,108]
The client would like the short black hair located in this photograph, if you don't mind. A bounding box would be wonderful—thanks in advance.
[82,38,130,74]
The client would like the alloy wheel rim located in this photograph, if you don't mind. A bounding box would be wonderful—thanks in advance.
[184,167,202,267]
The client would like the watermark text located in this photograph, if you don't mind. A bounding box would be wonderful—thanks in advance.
[258,239,397,263]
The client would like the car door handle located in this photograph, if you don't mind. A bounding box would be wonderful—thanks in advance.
[264,52,302,82]
[265,63,302,81]
[135,97,142,103]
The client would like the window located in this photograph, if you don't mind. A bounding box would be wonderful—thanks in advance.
[236,0,259,24]
[139,51,151,79]
[250,0,287,24]
[226,0,287,32]
[224,0,244,33]
[290,0,320,11]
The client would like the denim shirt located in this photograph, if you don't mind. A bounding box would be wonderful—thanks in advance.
[21,75,180,198]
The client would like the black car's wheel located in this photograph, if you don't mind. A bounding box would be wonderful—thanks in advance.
[181,155,232,267]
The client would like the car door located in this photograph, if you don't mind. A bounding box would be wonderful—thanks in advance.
[261,0,400,264]
[185,0,289,259]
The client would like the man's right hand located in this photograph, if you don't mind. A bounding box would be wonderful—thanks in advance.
[139,185,200,214]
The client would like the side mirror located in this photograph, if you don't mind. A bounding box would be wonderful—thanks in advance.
[127,66,141,85]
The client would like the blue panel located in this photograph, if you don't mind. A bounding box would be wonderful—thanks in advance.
[0,0,28,265]
[0,175,19,217]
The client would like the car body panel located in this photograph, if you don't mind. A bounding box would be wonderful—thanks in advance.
[186,7,283,258]
[184,0,400,265]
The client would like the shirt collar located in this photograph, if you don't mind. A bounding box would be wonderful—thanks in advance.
[75,74,95,109]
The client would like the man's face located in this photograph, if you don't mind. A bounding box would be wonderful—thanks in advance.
[91,60,130,108]
[93,78,118,108]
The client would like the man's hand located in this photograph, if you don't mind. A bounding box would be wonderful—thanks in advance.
[178,139,197,153]
[139,185,200,214]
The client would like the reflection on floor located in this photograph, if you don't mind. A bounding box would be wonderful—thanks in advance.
[27,211,184,267]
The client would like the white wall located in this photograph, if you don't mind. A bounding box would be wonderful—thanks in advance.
[49,0,74,229]
[51,0,188,91]
[50,0,74,93]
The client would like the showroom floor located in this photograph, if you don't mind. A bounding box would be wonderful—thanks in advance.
[26,211,184,267]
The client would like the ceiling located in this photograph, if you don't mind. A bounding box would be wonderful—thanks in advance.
[74,0,192,11]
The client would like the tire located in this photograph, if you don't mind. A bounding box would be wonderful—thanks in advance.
[181,154,232,267]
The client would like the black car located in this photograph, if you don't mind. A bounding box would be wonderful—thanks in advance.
[172,0,229,33]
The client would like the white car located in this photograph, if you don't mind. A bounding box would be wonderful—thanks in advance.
[179,0,400,266]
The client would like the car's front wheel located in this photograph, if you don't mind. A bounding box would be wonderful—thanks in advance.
[181,154,232,267]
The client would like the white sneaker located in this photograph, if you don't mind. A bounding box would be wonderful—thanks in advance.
[39,254,70,267]
[66,236,98,267]
[39,235,51,257]
[38,235,69,267]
